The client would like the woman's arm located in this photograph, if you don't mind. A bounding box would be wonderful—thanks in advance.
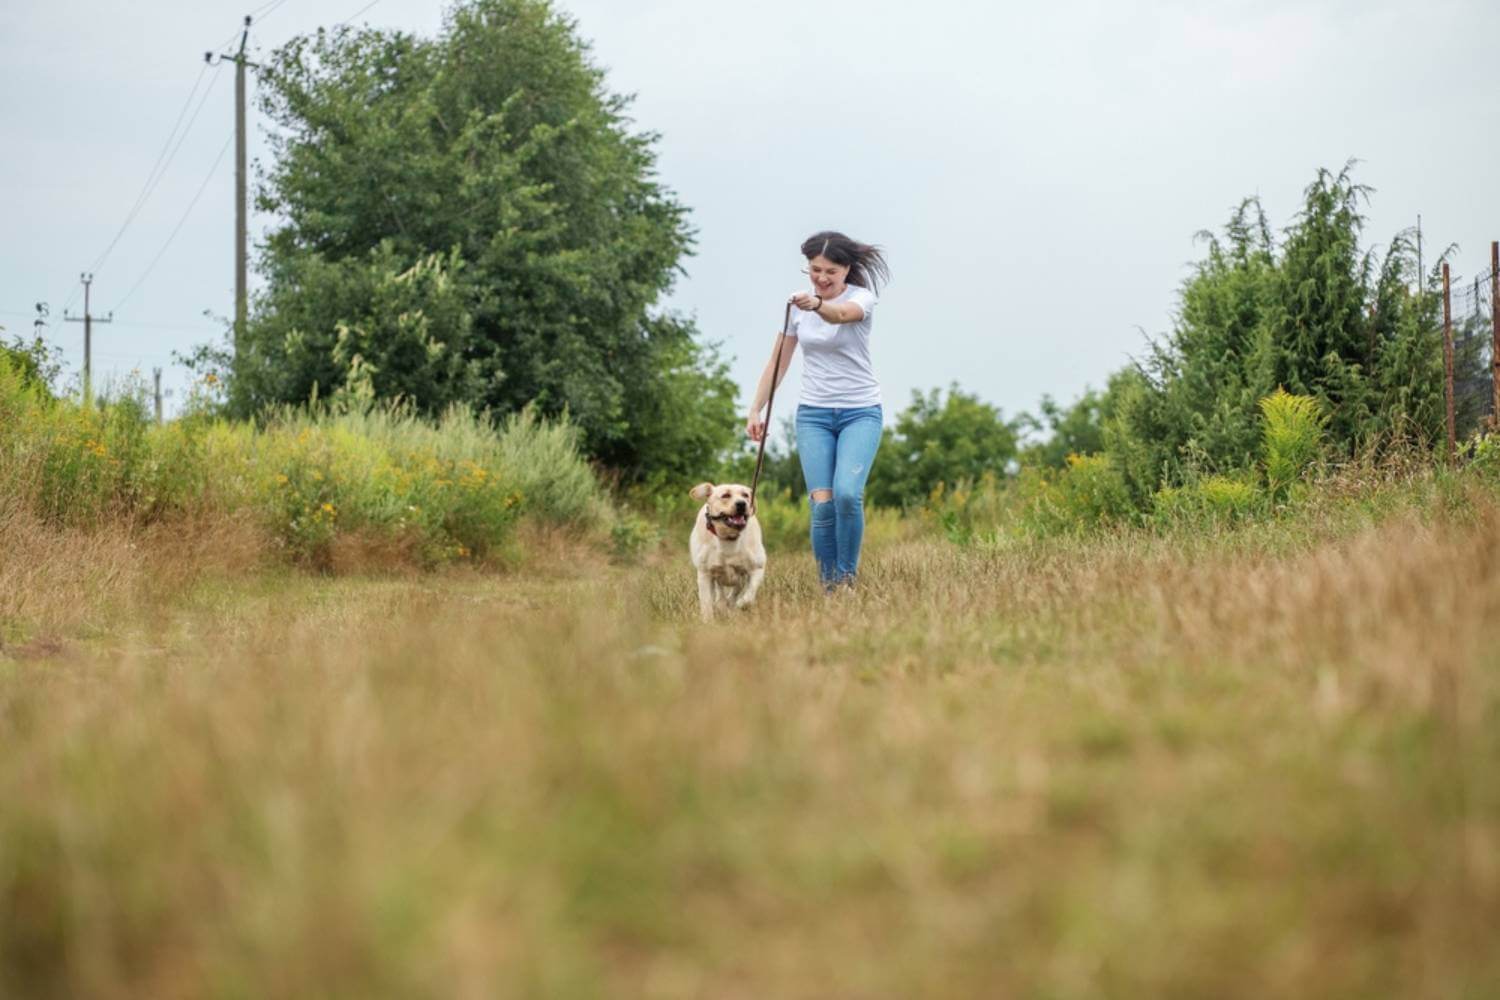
[746,330,798,442]
[790,291,865,324]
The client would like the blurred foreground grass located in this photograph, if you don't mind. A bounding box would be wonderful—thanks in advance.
[3,478,1499,999]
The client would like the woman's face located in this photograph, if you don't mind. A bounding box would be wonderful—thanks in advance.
[805,255,849,298]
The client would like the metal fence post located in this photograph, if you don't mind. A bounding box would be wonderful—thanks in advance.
[1443,262,1455,464]
[1492,241,1499,429]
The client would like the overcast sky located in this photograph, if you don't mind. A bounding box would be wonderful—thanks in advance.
[4,0,1498,424]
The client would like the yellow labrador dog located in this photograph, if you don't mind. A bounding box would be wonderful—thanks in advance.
[689,482,766,622]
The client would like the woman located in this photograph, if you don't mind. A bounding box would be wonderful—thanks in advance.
[747,230,890,590]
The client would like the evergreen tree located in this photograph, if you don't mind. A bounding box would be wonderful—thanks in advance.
[1099,164,1452,502]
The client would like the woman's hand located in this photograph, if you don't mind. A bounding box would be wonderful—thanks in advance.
[746,414,767,442]
[790,290,822,312]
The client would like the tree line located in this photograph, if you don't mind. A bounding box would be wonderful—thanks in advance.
[188,0,1471,510]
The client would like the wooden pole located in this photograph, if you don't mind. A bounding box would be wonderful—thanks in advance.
[1443,262,1455,464]
[234,17,250,364]
[64,273,112,408]
[83,276,92,406]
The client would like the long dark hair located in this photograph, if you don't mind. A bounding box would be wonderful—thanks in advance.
[800,231,890,293]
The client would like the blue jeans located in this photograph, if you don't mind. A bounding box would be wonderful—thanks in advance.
[795,404,883,586]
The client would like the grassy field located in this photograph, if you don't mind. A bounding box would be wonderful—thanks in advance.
[3,465,1499,999]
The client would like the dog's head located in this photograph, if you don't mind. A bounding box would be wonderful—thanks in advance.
[690,482,752,537]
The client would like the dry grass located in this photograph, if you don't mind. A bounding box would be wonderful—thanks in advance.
[0,498,270,648]
[3,478,1499,998]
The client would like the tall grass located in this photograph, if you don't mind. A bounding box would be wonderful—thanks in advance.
[0,356,608,573]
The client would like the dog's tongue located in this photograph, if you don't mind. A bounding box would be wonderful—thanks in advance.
[727,514,747,528]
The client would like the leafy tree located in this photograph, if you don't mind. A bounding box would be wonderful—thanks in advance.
[868,385,1020,507]
[242,245,483,410]
[1020,385,1112,468]
[238,0,736,481]
[0,333,62,398]
[715,415,805,499]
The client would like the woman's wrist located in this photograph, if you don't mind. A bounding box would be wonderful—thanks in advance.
[813,295,823,311]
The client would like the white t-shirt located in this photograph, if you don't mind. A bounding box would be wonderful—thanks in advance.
[788,284,882,408]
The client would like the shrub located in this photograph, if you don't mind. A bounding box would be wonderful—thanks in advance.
[0,361,607,570]
[1261,389,1327,501]
[1468,433,1500,480]
[609,511,658,564]
[1016,453,1136,538]
[222,404,601,565]
[921,473,1011,546]
[1153,475,1264,527]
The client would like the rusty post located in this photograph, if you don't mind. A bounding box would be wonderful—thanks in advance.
[1491,241,1499,428]
[1443,262,1455,464]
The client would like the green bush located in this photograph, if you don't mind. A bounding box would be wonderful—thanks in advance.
[920,473,1011,546]
[1467,433,1500,480]
[1016,453,1136,538]
[1260,389,1327,501]
[0,335,62,397]
[1153,475,1264,527]
[0,357,607,568]
[209,404,601,564]
[609,511,658,564]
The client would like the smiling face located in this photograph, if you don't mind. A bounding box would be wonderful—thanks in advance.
[805,254,850,300]
[690,482,753,533]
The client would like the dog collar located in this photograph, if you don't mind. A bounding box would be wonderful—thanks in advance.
[705,511,719,537]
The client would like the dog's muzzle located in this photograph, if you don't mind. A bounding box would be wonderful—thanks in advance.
[707,510,749,535]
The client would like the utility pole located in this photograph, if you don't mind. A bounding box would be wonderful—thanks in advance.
[153,368,163,424]
[207,15,253,364]
[64,273,112,407]
[1415,215,1424,300]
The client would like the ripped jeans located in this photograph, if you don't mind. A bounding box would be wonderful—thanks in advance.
[794,404,883,587]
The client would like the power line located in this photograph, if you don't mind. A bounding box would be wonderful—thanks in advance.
[64,68,225,314]
[82,64,211,278]
[255,0,295,28]
[335,0,382,28]
[112,134,235,313]
[89,69,225,277]
[3,309,217,335]
[212,0,287,51]
[64,11,264,313]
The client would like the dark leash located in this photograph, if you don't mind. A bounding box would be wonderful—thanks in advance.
[749,301,794,515]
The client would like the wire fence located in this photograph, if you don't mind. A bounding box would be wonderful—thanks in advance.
[1448,264,1497,440]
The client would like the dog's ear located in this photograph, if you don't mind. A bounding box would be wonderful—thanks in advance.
[689,482,714,502]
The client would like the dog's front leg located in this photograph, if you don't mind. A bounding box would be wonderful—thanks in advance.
[735,566,764,609]
[697,571,716,622]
